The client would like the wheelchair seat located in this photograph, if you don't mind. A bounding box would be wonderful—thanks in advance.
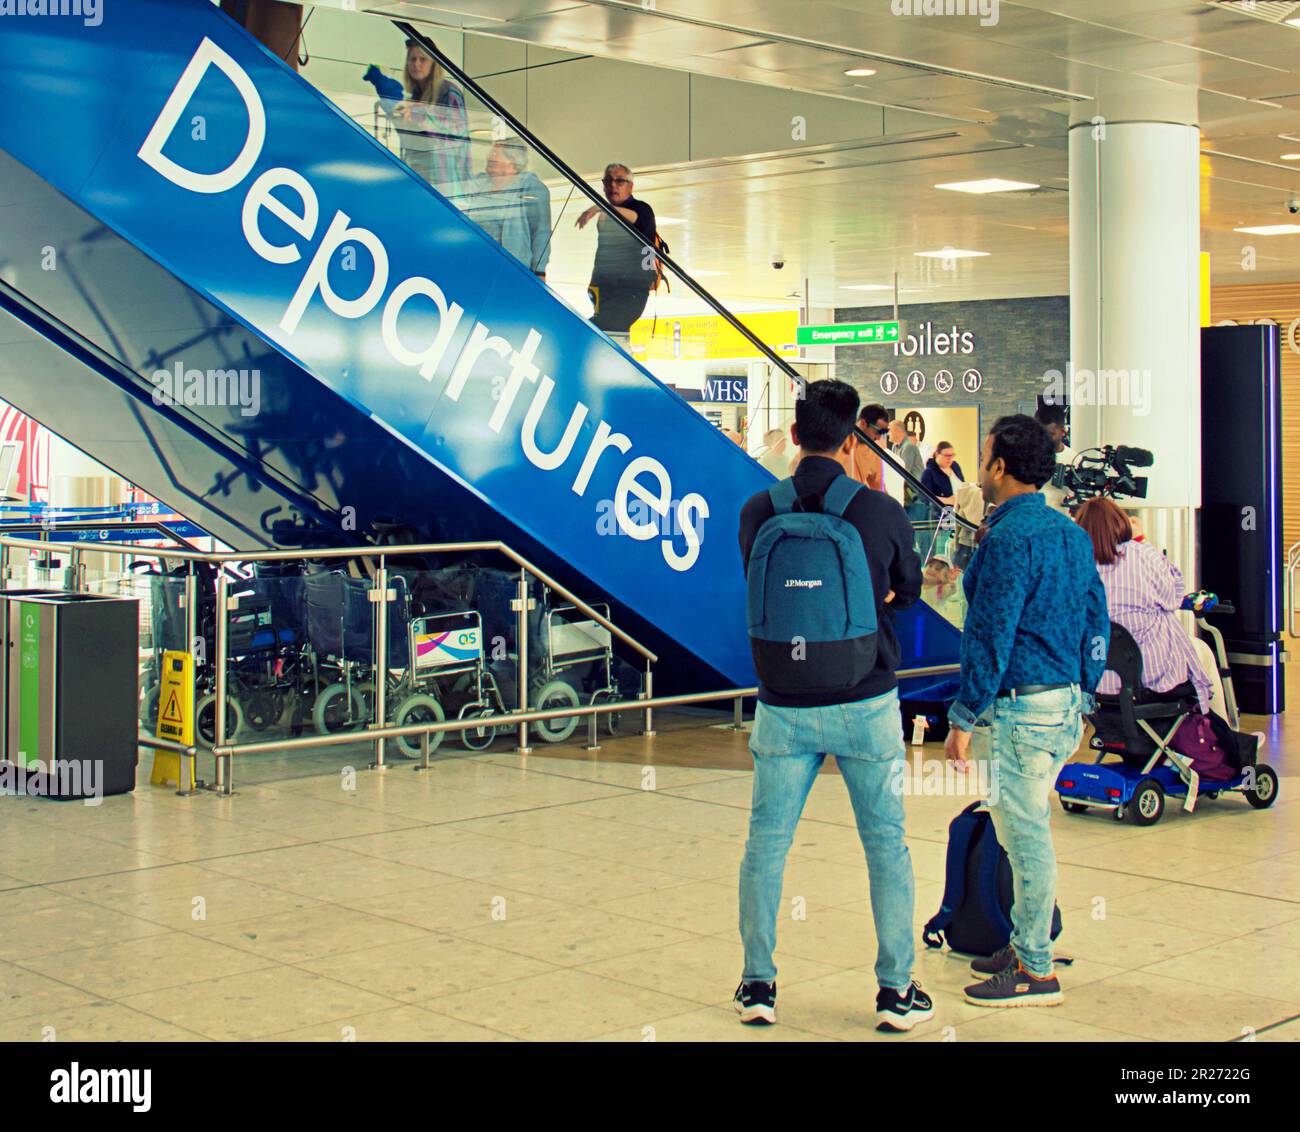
[1090,623,1195,766]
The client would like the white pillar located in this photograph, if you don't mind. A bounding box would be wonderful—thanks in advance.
[1068,89,1200,575]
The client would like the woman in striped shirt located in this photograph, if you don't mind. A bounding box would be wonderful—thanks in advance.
[1075,498,1224,717]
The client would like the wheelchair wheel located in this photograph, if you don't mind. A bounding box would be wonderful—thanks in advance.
[354,681,376,715]
[242,687,284,732]
[532,679,580,743]
[139,683,160,728]
[393,693,444,759]
[458,705,497,752]
[1246,764,1279,809]
[1123,778,1165,826]
[313,683,368,735]
[196,692,244,745]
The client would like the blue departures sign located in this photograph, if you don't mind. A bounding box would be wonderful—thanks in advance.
[0,0,775,686]
[0,0,965,693]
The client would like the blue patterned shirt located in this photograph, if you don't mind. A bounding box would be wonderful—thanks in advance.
[948,491,1110,730]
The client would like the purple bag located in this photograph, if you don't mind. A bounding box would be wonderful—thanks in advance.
[1169,714,1236,782]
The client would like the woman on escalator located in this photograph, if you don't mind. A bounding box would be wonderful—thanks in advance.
[464,140,553,278]
[370,40,471,202]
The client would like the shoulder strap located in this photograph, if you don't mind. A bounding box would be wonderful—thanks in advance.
[979,812,1014,939]
[922,801,984,948]
[768,478,798,515]
[821,475,862,518]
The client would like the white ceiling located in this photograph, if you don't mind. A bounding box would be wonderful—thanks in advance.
[354,0,1300,309]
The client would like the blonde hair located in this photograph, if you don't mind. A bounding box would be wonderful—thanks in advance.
[403,45,457,106]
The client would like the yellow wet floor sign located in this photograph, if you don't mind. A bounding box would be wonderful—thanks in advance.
[151,650,195,789]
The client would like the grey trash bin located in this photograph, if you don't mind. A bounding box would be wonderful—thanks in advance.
[0,591,139,800]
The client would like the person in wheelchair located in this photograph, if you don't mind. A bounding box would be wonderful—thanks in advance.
[1074,498,1224,719]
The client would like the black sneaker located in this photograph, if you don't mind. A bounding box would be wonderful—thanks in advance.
[733,980,776,1025]
[875,981,934,1032]
[970,945,1017,976]
[964,962,1062,1008]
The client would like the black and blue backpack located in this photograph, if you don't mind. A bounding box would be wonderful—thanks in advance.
[923,802,1064,957]
[746,476,877,696]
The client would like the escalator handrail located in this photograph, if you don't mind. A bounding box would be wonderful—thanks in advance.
[854,429,980,533]
[0,277,342,547]
[391,22,977,535]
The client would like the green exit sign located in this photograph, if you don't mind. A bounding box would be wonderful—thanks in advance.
[796,321,900,346]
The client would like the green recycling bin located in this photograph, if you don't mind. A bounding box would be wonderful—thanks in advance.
[1,591,139,800]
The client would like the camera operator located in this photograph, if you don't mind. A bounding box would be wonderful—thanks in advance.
[1034,403,1074,513]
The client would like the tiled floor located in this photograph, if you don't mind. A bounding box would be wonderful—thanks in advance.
[1,679,1298,1043]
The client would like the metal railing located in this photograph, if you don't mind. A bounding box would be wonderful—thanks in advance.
[0,528,961,797]
[0,531,663,793]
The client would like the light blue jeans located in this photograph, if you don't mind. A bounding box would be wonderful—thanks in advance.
[739,689,914,991]
[971,685,1084,978]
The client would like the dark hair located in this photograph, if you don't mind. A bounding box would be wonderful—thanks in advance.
[858,403,888,429]
[934,441,954,455]
[1034,403,1067,429]
[797,379,860,454]
[987,414,1057,488]
[1075,497,1133,565]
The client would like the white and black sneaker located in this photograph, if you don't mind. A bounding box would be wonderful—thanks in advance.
[733,980,777,1025]
[875,981,934,1032]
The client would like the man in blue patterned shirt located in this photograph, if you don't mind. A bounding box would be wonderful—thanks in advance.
[944,414,1109,1008]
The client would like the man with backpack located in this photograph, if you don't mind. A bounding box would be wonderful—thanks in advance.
[735,379,929,1032]
[944,414,1109,1007]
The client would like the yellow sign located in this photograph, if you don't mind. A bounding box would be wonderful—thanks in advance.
[156,650,194,747]
[1200,252,1211,327]
[628,310,799,361]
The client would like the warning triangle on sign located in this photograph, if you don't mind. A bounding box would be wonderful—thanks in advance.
[161,689,183,724]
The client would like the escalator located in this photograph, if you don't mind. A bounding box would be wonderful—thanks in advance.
[0,0,970,696]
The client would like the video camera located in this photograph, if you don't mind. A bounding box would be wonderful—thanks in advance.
[1051,445,1153,504]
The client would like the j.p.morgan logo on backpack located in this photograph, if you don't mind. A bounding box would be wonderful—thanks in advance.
[785,578,823,589]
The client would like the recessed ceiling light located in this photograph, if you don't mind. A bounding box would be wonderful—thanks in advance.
[655,216,685,226]
[914,248,989,259]
[1281,153,1300,161]
[1286,17,1300,27]
[935,178,1040,194]
[844,67,877,77]
[1233,224,1300,235]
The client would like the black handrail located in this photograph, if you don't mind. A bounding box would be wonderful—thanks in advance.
[0,277,345,547]
[391,21,976,531]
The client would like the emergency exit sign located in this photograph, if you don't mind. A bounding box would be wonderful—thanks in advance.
[796,321,901,346]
